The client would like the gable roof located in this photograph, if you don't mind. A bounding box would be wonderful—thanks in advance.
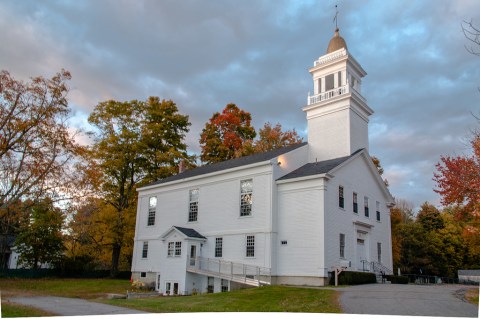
[142,142,307,188]
[160,226,207,240]
[277,149,362,181]
[173,226,206,239]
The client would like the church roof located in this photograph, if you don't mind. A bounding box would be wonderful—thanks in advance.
[144,142,307,187]
[277,149,363,181]
[326,28,348,54]
[173,226,207,239]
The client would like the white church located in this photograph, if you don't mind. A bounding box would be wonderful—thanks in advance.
[131,28,394,295]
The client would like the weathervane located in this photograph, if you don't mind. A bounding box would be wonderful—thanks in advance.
[333,4,339,29]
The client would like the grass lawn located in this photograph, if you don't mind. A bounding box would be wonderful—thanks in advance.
[2,301,56,318]
[103,286,341,313]
[0,278,132,299]
[0,279,341,314]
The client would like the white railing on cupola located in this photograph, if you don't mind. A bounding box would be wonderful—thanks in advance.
[308,84,349,105]
[313,49,347,66]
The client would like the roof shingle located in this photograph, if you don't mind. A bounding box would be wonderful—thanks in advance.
[143,142,307,187]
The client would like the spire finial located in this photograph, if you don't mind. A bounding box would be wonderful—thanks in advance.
[333,4,339,29]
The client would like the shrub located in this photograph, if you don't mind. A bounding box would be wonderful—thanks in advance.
[329,271,377,285]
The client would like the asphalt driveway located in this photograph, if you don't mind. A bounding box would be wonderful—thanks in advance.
[8,296,148,316]
[337,283,479,317]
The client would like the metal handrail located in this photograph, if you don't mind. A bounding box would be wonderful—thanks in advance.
[186,256,271,286]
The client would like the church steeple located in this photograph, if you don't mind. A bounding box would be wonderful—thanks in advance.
[303,27,374,162]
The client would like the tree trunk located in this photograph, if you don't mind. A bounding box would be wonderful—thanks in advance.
[110,243,121,277]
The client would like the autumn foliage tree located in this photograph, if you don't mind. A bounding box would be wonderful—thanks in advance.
[199,104,256,164]
[434,131,480,258]
[0,69,86,208]
[254,122,303,153]
[88,97,191,275]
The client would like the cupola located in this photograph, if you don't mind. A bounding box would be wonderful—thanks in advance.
[326,28,347,53]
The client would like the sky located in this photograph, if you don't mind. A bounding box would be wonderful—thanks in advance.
[1,0,479,210]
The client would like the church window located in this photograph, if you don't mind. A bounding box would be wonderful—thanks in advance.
[167,241,182,257]
[338,71,342,87]
[221,279,229,292]
[325,73,335,91]
[353,192,358,213]
[339,234,345,258]
[339,186,344,209]
[240,179,253,216]
[377,242,382,263]
[175,241,182,256]
[188,188,199,222]
[215,237,223,258]
[317,78,322,93]
[207,277,214,293]
[364,197,369,217]
[167,242,174,256]
[142,241,148,258]
[147,196,157,226]
[246,235,255,257]
[376,201,381,221]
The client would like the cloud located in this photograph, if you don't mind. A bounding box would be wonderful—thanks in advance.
[1,0,479,208]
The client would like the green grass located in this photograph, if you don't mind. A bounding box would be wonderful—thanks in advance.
[2,301,56,318]
[0,278,132,299]
[0,279,341,314]
[103,286,341,313]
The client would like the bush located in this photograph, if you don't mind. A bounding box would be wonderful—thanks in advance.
[329,271,377,285]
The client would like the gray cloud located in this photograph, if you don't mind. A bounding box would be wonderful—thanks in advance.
[1,0,479,208]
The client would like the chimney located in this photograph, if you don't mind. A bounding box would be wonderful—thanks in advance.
[179,160,187,174]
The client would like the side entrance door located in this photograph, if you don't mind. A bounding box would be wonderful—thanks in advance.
[190,245,197,266]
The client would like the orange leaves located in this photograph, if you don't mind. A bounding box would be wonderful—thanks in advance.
[0,69,86,208]
[199,103,256,164]
[434,134,480,217]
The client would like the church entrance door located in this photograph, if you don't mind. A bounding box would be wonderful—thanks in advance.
[356,238,366,271]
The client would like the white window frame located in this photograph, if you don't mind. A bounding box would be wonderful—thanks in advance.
[353,192,358,213]
[215,237,223,258]
[188,189,199,222]
[174,241,182,257]
[142,241,148,259]
[221,279,229,292]
[240,179,253,217]
[147,196,157,226]
[167,242,174,257]
[339,233,345,259]
[377,242,382,263]
[339,186,344,209]
[246,235,255,257]
[364,196,369,217]
[376,201,381,221]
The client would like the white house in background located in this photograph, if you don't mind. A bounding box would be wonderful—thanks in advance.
[131,28,395,295]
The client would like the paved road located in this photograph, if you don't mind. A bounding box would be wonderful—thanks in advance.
[8,296,149,316]
[337,283,479,317]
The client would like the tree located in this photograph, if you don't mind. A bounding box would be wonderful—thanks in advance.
[254,122,303,153]
[390,199,414,272]
[462,20,480,56]
[199,104,256,164]
[88,97,191,275]
[0,69,86,209]
[416,202,444,232]
[434,133,480,222]
[14,197,65,269]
